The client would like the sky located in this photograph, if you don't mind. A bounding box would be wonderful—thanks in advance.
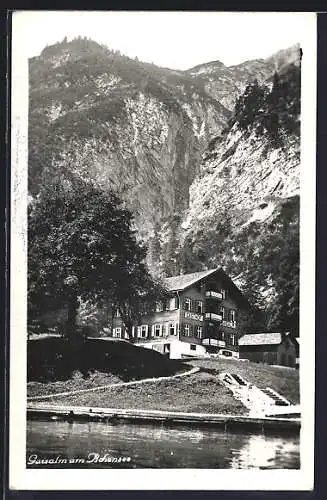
[13,11,313,70]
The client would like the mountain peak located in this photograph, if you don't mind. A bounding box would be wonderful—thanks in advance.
[40,37,107,58]
[186,60,227,76]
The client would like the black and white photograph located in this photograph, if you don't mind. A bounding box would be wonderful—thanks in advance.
[9,10,316,490]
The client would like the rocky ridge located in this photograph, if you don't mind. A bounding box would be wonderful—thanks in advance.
[186,44,300,110]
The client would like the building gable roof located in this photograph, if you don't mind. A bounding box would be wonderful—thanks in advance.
[164,268,219,292]
[238,332,283,346]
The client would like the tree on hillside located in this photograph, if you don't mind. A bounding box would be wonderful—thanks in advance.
[161,214,181,277]
[114,269,167,339]
[246,198,299,336]
[233,79,267,130]
[147,223,163,277]
[237,278,268,334]
[28,178,164,340]
[264,222,299,335]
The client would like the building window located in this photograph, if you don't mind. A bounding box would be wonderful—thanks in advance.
[155,301,163,312]
[184,298,191,311]
[141,325,148,338]
[229,310,236,322]
[221,290,226,300]
[155,324,162,337]
[184,324,190,336]
[162,324,168,337]
[113,327,121,338]
[168,296,179,310]
[230,333,236,346]
[114,308,120,317]
[196,300,203,314]
[190,344,197,351]
[169,322,178,336]
[196,326,203,338]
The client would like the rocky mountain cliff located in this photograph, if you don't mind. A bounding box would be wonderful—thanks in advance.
[29,38,301,333]
[174,61,301,332]
[29,38,230,240]
[29,39,299,242]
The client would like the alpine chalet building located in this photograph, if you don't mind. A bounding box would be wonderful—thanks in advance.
[111,268,250,359]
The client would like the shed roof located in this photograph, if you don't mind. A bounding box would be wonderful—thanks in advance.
[164,268,219,291]
[238,332,283,346]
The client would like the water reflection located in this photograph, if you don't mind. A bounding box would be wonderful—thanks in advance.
[26,419,300,469]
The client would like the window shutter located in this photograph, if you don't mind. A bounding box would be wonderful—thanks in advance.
[220,306,225,320]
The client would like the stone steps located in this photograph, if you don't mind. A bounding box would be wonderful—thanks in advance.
[218,371,294,417]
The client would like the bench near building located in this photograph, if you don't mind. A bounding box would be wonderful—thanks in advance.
[238,332,298,367]
[111,268,250,359]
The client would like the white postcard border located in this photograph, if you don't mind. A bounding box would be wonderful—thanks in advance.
[9,11,316,491]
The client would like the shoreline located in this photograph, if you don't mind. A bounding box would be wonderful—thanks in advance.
[27,403,301,434]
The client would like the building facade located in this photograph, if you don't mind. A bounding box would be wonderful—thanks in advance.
[238,332,298,367]
[111,268,250,359]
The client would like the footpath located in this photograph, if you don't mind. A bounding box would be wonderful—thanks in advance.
[28,366,199,401]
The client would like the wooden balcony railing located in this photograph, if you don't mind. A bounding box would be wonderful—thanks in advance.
[205,291,223,300]
[205,312,223,322]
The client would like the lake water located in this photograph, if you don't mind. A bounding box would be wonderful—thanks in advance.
[26,419,300,469]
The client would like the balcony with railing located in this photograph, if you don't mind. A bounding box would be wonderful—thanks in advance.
[205,312,223,322]
[205,290,223,300]
[202,338,226,347]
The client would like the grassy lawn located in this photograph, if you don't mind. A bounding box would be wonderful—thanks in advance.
[28,339,299,414]
[27,370,122,398]
[34,371,247,415]
[27,337,187,397]
[186,358,300,404]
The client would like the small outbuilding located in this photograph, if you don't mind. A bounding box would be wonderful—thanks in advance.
[238,332,298,367]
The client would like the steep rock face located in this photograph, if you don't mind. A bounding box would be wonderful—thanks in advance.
[186,104,300,229]
[180,125,300,271]
[29,38,230,242]
[186,61,239,110]
[173,61,300,332]
[29,38,301,331]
